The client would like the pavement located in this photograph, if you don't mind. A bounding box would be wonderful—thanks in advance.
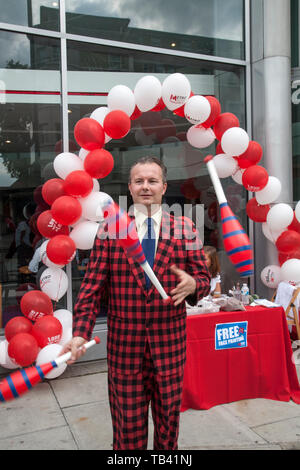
[1,359,300,451]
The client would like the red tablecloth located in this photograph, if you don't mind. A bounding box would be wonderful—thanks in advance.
[181,306,300,411]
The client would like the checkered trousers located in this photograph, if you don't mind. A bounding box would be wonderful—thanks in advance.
[72,211,211,376]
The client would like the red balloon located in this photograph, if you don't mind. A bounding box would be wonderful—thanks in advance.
[84,149,114,179]
[201,96,221,129]
[20,290,53,322]
[46,234,76,265]
[37,210,69,238]
[8,333,39,367]
[103,110,131,139]
[64,170,93,198]
[31,316,62,348]
[74,118,105,150]
[130,105,142,120]
[51,195,82,226]
[215,141,224,154]
[213,112,240,141]
[42,178,66,206]
[246,197,270,222]
[288,212,300,233]
[5,317,33,342]
[242,166,269,192]
[236,141,263,169]
[278,249,300,266]
[151,97,166,112]
[276,230,300,253]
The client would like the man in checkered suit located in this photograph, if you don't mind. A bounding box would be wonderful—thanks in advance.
[63,156,211,449]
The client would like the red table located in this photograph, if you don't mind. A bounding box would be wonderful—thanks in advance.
[181,306,300,411]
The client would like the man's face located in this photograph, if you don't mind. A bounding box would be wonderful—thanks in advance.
[128,163,167,210]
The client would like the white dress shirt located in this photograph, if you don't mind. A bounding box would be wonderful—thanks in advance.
[134,206,162,256]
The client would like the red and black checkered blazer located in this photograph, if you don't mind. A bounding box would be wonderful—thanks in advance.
[73,210,211,376]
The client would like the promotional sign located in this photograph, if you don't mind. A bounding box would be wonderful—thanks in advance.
[215,321,248,350]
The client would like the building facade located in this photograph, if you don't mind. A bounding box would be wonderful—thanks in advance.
[0,0,296,361]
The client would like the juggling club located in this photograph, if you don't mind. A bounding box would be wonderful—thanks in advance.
[204,155,254,277]
[0,337,100,402]
[103,200,172,303]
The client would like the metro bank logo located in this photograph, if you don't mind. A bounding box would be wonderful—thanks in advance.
[169,93,188,104]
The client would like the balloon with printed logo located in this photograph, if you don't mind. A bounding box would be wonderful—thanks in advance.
[70,220,99,250]
[275,230,300,254]
[64,170,94,198]
[37,211,69,239]
[184,95,211,125]
[31,316,62,349]
[266,203,294,232]
[103,110,131,139]
[74,118,105,151]
[107,84,135,117]
[186,124,215,149]
[161,73,191,111]
[246,198,270,222]
[221,127,249,156]
[134,75,162,113]
[53,152,84,179]
[5,317,33,342]
[281,258,300,283]
[213,112,240,141]
[36,344,67,379]
[84,149,114,179]
[236,141,263,169]
[8,333,39,367]
[20,290,53,322]
[51,195,82,226]
[242,166,269,192]
[42,178,66,206]
[260,265,282,289]
[255,176,282,205]
[46,235,76,266]
[201,96,221,129]
[40,267,68,301]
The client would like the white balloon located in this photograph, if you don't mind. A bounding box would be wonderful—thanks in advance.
[262,222,283,244]
[92,179,100,192]
[70,220,99,249]
[281,259,300,283]
[255,176,282,205]
[260,265,282,288]
[0,340,18,369]
[40,267,68,301]
[186,125,215,149]
[221,127,249,156]
[161,73,191,111]
[36,344,67,379]
[79,191,113,222]
[53,152,83,179]
[54,309,73,330]
[59,326,73,346]
[40,240,65,269]
[90,107,111,143]
[107,85,135,117]
[213,154,238,178]
[232,167,245,185]
[78,148,89,161]
[184,95,211,125]
[134,75,162,112]
[266,203,294,232]
[295,201,300,223]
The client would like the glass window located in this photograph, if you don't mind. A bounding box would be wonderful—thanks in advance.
[0,0,60,31]
[65,0,245,60]
[0,31,63,331]
[67,40,247,320]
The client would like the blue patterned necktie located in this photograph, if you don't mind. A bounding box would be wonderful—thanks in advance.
[141,217,155,289]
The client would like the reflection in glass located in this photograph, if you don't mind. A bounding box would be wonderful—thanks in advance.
[67,40,247,313]
[65,0,244,60]
[0,31,63,330]
[0,0,59,31]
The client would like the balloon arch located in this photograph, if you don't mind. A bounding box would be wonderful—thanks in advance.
[2,72,300,372]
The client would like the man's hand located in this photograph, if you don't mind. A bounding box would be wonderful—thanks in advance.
[59,336,87,365]
[170,264,197,306]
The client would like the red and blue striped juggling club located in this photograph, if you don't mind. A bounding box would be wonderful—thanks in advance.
[103,200,171,303]
[204,155,254,277]
[0,337,100,402]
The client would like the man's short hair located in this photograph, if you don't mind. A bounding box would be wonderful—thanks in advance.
[128,156,167,183]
